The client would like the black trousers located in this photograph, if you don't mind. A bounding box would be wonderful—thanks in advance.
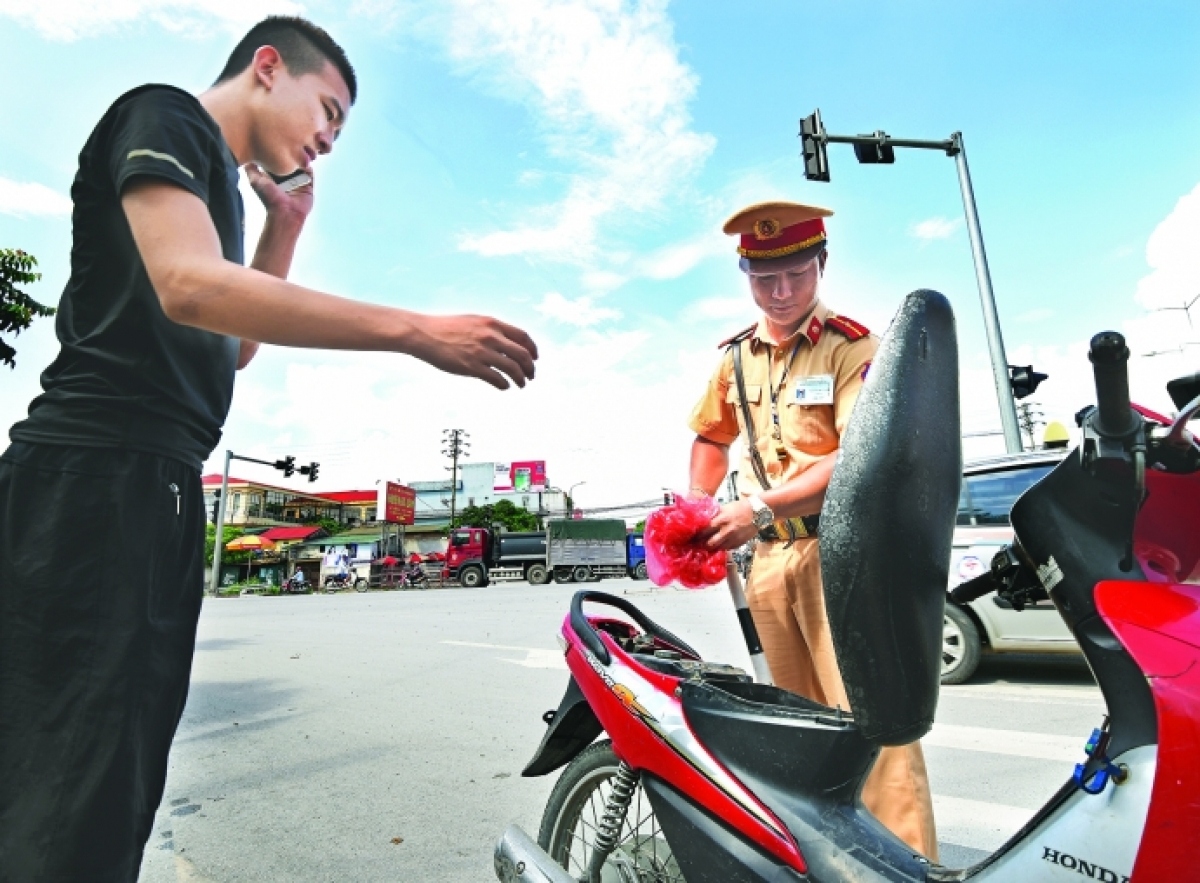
[0,443,205,883]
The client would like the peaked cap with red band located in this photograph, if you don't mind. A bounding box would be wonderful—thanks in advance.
[723,201,833,271]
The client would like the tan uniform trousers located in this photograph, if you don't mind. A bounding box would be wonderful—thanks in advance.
[746,537,939,861]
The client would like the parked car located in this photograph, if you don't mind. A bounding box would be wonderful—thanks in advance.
[942,449,1079,684]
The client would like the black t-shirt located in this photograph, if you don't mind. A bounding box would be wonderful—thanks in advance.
[10,84,244,471]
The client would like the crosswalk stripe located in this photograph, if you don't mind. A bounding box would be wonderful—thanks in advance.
[933,794,1036,852]
[925,723,1082,763]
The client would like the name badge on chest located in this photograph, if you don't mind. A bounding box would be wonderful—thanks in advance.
[792,374,834,406]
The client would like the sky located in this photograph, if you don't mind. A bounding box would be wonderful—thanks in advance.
[1,0,1199,507]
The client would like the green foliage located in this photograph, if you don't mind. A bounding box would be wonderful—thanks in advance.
[0,249,55,368]
[306,517,346,536]
[634,519,646,532]
[205,523,251,563]
[453,498,539,532]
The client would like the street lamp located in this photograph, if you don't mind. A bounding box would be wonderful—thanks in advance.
[567,481,586,517]
[800,109,1024,453]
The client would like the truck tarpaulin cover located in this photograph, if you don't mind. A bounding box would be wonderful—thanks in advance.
[548,519,626,541]
[644,495,725,589]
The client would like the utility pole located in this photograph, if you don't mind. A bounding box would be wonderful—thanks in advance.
[208,451,318,596]
[442,429,470,526]
[800,110,1024,453]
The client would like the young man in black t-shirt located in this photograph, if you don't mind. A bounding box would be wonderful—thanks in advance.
[0,17,538,881]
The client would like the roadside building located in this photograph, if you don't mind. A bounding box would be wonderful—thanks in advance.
[407,462,566,525]
[201,474,345,528]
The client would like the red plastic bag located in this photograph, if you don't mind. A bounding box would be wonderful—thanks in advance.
[644,494,727,589]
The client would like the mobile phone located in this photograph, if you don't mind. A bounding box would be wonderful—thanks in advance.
[271,170,312,193]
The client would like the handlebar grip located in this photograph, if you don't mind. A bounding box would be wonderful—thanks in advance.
[1088,331,1137,438]
[950,570,996,605]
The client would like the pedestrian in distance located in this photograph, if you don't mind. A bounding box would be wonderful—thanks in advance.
[685,201,938,859]
[0,15,538,882]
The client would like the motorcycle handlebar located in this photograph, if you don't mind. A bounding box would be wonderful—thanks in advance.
[949,570,996,605]
[1088,331,1138,439]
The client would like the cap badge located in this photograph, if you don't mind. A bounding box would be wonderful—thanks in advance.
[754,218,781,241]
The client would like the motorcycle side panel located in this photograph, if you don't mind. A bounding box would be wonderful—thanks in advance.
[521,677,603,777]
[641,775,806,883]
[563,627,808,873]
[821,290,961,745]
[1096,580,1200,883]
[964,746,1155,883]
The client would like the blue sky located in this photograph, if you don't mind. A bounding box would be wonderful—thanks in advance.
[2,1,1198,505]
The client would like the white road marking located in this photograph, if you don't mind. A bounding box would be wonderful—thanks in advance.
[926,723,1083,763]
[933,794,1036,852]
[442,641,568,670]
[943,683,1103,705]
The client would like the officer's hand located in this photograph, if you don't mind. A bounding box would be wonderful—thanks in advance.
[407,314,539,390]
[244,162,313,226]
[701,500,759,551]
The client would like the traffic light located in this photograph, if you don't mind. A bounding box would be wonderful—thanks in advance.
[273,455,296,477]
[210,488,221,524]
[853,132,895,164]
[1009,365,1048,400]
[299,461,319,483]
[799,110,830,182]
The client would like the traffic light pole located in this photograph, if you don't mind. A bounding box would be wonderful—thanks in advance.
[206,450,320,596]
[208,450,233,597]
[951,132,1023,453]
[802,116,1024,452]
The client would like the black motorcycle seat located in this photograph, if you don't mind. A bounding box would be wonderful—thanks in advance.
[682,680,930,882]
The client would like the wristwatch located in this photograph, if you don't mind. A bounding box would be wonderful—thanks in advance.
[748,495,775,531]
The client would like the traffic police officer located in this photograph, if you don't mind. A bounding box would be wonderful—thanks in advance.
[687,201,938,859]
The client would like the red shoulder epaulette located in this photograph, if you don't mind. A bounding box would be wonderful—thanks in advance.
[826,314,870,341]
[718,323,757,349]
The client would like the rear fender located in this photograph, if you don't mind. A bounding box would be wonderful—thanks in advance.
[522,676,603,777]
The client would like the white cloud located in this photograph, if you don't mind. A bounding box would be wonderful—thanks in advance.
[0,176,72,217]
[536,291,622,326]
[692,296,754,323]
[0,0,301,40]
[910,216,963,241]
[1134,182,1200,313]
[447,0,715,263]
[636,231,726,281]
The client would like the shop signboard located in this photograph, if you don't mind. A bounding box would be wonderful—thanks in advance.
[493,460,547,493]
[383,482,416,525]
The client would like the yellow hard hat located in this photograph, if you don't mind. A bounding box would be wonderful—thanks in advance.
[1043,421,1070,448]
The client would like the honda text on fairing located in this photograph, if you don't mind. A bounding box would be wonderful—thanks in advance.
[492,289,1200,883]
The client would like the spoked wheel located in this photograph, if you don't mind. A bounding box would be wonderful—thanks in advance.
[538,741,683,883]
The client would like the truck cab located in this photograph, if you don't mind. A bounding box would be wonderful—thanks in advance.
[626,532,647,580]
[444,527,489,587]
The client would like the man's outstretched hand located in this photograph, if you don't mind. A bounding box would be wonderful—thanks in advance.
[408,314,539,390]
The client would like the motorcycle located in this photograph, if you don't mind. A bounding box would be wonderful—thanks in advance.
[399,561,429,589]
[494,290,1200,883]
[282,571,310,594]
[323,571,368,593]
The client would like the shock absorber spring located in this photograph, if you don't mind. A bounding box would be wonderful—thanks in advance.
[587,760,639,883]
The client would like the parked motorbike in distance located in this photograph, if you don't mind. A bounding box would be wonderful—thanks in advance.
[282,572,310,594]
[323,571,368,593]
[494,291,1200,883]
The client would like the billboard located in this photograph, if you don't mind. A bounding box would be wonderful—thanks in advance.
[382,482,416,525]
[493,460,547,493]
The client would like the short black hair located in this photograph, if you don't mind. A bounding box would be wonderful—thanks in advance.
[215,15,357,104]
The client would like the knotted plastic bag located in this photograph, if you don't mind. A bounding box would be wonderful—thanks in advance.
[645,494,727,589]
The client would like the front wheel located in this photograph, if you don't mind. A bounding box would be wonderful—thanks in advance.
[459,565,486,589]
[633,561,648,581]
[354,577,368,592]
[942,602,982,685]
[538,740,682,883]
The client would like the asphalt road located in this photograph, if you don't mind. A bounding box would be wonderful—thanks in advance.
[138,579,1100,883]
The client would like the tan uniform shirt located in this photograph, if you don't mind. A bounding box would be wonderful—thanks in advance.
[687,300,878,498]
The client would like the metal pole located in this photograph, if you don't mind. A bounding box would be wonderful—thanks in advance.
[208,449,232,596]
[952,132,1023,453]
[725,557,772,684]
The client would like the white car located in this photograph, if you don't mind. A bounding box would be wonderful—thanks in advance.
[942,450,1080,684]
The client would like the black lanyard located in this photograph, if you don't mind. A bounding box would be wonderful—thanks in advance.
[767,342,802,439]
